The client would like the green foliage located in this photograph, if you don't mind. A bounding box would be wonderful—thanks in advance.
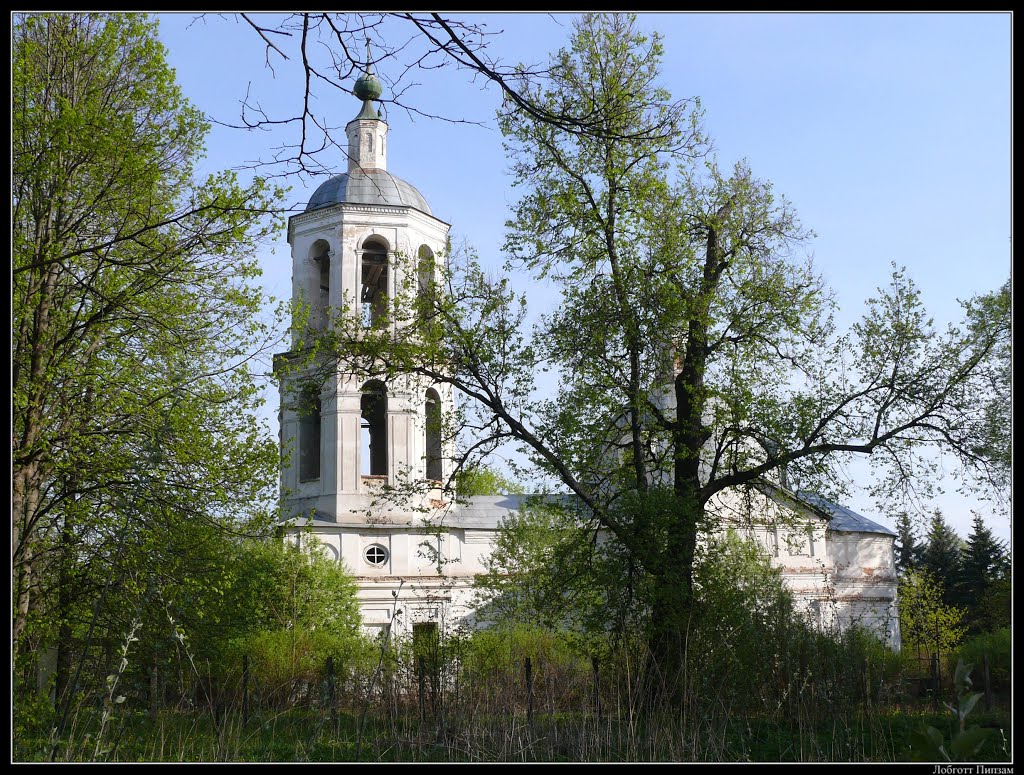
[893,511,923,576]
[954,628,1010,692]
[898,569,967,658]
[224,535,368,696]
[695,529,794,627]
[685,532,907,712]
[241,629,374,707]
[12,11,286,726]
[907,660,996,762]
[960,280,1011,491]
[474,497,614,637]
[239,535,363,638]
[972,576,1011,635]
[454,466,524,496]
[957,513,1009,631]
[921,510,965,606]
[461,623,590,677]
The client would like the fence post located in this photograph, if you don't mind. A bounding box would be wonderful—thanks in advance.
[326,655,336,730]
[862,656,870,706]
[525,657,533,728]
[930,653,939,711]
[149,655,159,721]
[592,655,602,721]
[982,653,992,709]
[242,654,250,725]
[418,656,426,722]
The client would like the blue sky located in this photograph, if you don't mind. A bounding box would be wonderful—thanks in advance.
[155,12,1011,542]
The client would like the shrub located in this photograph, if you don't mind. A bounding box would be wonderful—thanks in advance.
[238,628,376,709]
[953,628,1010,692]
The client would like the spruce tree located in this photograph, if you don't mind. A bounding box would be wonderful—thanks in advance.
[958,512,1009,631]
[893,511,923,576]
[921,509,964,606]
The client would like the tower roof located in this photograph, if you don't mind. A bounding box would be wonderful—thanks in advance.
[305,169,432,214]
[308,39,432,215]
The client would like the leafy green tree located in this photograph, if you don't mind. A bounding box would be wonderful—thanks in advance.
[893,511,924,577]
[921,510,965,606]
[310,13,1008,694]
[474,497,617,636]
[454,466,524,497]
[233,536,366,695]
[12,11,285,720]
[898,569,967,660]
[960,281,1011,494]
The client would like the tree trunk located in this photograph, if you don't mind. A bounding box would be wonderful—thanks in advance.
[646,490,702,704]
[54,511,76,711]
[646,217,726,704]
[12,471,38,654]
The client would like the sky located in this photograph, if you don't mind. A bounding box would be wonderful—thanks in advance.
[154,12,1011,543]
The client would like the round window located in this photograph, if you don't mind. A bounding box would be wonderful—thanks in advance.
[364,543,389,567]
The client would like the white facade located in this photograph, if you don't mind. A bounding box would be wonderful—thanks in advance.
[277,77,900,650]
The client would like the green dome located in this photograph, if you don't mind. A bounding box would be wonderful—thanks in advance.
[354,72,382,101]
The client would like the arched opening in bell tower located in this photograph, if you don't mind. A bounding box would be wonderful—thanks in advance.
[360,237,389,327]
[424,387,442,482]
[417,245,435,316]
[360,379,388,477]
[298,387,322,482]
[310,240,331,331]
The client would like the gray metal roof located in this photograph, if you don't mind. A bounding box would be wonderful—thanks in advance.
[305,169,432,214]
[796,491,896,536]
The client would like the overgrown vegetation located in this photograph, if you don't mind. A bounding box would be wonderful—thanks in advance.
[307,12,1010,700]
[13,11,1010,763]
[12,10,287,740]
[16,594,1011,762]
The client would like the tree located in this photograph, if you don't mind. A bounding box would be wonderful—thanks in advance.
[898,569,967,661]
[921,510,964,607]
[957,512,1008,632]
[959,281,1011,495]
[893,512,924,577]
[305,13,1008,695]
[234,535,365,697]
[12,11,285,718]
[454,465,524,497]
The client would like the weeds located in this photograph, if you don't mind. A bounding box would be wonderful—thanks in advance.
[17,622,1011,763]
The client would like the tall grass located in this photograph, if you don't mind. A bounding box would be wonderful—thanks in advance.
[16,621,1011,762]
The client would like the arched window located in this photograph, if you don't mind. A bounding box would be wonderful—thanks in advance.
[311,240,330,330]
[417,245,435,310]
[360,380,388,476]
[298,388,321,482]
[361,237,388,327]
[424,388,442,482]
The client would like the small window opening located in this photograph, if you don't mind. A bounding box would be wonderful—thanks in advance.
[364,543,388,567]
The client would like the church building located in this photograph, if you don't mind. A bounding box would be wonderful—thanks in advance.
[275,63,901,649]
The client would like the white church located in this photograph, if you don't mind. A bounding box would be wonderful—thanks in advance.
[275,66,901,649]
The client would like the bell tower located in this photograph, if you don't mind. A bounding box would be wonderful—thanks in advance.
[276,51,452,527]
